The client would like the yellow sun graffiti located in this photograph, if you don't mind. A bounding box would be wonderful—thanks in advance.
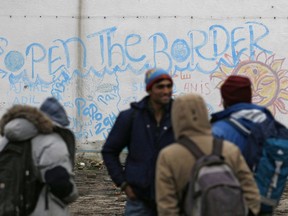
[211,52,288,114]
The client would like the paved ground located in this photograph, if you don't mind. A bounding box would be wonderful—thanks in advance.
[70,159,288,216]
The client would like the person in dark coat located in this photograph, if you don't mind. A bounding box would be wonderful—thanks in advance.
[102,68,175,216]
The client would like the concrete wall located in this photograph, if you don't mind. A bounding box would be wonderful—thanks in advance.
[1,0,288,154]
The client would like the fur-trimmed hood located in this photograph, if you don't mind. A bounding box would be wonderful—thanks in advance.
[0,105,54,141]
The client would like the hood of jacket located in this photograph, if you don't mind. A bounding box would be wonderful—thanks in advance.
[210,102,273,123]
[0,105,54,141]
[40,97,70,127]
[172,93,211,140]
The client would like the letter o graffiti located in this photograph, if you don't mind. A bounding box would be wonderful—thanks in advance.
[5,51,25,72]
[171,39,190,62]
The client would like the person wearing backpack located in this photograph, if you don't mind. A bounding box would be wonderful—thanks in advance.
[211,75,286,215]
[156,93,260,216]
[0,97,78,216]
[102,68,175,216]
[210,75,274,170]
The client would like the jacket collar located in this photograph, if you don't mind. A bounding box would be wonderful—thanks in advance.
[210,103,272,123]
[130,95,173,113]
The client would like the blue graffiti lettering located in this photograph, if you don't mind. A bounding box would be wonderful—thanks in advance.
[51,68,70,100]
[97,93,117,105]
[0,37,8,56]
[25,43,46,79]
[231,27,247,65]
[171,39,190,62]
[94,112,116,139]
[210,25,230,57]
[149,32,172,71]
[75,98,102,120]
[13,95,41,105]
[107,28,126,67]
[48,45,65,75]
[4,51,25,72]
[87,27,117,65]
[247,21,272,60]
[125,34,146,62]
[54,37,87,68]
[1,23,272,84]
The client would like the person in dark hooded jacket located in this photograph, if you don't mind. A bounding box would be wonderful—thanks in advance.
[0,97,78,216]
[102,68,175,216]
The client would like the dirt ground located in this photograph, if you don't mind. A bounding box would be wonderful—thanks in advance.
[70,163,126,216]
[70,159,288,216]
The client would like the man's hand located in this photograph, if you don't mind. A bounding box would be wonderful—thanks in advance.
[124,185,137,200]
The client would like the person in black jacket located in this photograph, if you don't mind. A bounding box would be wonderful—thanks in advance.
[102,68,175,216]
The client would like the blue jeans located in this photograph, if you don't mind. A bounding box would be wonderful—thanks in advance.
[125,199,157,216]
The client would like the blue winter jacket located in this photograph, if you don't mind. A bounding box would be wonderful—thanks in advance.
[101,96,174,201]
[211,103,274,169]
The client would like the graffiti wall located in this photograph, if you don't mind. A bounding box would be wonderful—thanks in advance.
[1,1,288,153]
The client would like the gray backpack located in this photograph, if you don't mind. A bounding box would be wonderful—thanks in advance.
[178,136,248,216]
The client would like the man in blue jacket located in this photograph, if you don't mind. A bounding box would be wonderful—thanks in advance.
[211,75,274,170]
[102,68,174,216]
[211,75,285,216]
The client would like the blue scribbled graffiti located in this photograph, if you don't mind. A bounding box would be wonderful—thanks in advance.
[0,22,272,83]
[0,21,275,142]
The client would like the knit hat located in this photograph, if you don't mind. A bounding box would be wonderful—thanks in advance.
[40,97,70,127]
[221,75,252,107]
[145,68,173,91]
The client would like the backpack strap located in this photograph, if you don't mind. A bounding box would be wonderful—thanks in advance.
[177,136,204,159]
[53,126,76,167]
[225,118,251,136]
[3,142,24,154]
[23,139,33,215]
[178,136,224,159]
[212,138,223,156]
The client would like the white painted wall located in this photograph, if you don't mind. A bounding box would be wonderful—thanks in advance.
[1,0,288,153]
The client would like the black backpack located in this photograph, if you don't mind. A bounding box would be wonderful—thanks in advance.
[0,127,76,216]
[0,140,43,216]
[178,136,247,216]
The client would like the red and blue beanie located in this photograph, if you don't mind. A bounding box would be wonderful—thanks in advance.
[145,68,173,91]
[221,75,252,106]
